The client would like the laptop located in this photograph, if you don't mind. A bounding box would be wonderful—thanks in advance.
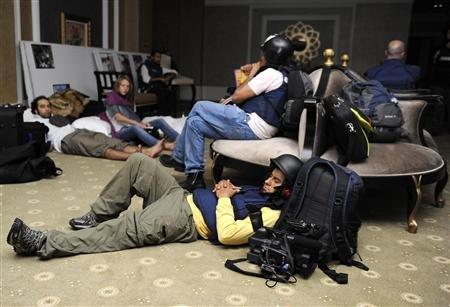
[52,83,70,93]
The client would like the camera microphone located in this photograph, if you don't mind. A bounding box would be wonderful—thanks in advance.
[247,204,263,231]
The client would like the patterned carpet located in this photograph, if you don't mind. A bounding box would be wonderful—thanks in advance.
[1,135,449,306]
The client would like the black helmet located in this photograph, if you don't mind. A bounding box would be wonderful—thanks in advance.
[270,154,303,187]
[261,34,294,65]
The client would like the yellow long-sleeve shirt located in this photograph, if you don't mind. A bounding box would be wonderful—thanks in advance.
[186,194,281,245]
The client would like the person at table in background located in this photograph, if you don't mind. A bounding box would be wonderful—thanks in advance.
[138,50,177,116]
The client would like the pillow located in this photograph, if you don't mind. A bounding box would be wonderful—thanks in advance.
[23,108,41,122]
[72,116,112,136]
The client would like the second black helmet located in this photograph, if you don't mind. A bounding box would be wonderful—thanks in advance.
[270,154,303,187]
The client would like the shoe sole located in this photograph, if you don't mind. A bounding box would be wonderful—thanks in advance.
[7,218,22,246]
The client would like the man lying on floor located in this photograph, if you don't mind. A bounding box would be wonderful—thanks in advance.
[28,96,164,161]
[6,153,302,259]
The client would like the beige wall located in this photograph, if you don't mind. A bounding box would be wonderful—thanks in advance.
[0,0,18,104]
[20,0,32,40]
[119,0,139,52]
[119,0,152,53]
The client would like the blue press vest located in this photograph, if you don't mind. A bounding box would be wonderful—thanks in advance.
[239,68,288,128]
[192,186,269,243]
[366,59,420,90]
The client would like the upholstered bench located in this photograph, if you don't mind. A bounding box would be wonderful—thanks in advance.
[314,101,446,233]
[210,110,307,180]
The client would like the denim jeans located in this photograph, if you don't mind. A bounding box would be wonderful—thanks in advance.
[172,100,258,174]
[119,125,158,146]
[119,118,179,146]
[150,118,179,142]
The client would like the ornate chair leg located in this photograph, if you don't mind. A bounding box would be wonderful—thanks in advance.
[406,175,422,233]
[434,170,447,208]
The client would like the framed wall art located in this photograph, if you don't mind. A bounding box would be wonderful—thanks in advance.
[93,50,116,71]
[60,12,92,47]
[31,44,55,69]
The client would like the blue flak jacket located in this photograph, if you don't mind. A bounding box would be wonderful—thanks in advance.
[192,185,269,243]
[239,69,288,128]
[366,59,420,90]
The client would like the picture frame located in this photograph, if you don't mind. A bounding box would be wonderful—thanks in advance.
[31,44,55,69]
[116,53,132,75]
[93,50,117,72]
[60,12,91,47]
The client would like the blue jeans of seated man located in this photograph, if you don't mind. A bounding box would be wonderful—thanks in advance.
[172,100,258,174]
[119,118,179,146]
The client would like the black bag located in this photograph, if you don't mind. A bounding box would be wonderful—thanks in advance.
[0,141,62,184]
[274,158,368,283]
[323,95,370,165]
[281,70,314,132]
[225,158,368,285]
[0,104,27,150]
[23,122,50,155]
[342,80,405,142]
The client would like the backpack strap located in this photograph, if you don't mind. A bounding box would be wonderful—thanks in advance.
[314,67,331,98]
[329,165,354,261]
[318,262,348,284]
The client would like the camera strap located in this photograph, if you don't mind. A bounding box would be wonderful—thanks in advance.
[225,258,267,279]
[225,258,296,286]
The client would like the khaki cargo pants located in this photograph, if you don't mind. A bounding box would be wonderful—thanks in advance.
[38,153,197,259]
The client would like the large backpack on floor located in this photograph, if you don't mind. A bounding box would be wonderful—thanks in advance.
[225,158,368,285]
[274,157,368,283]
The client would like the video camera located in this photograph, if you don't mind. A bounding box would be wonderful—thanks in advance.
[246,208,324,280]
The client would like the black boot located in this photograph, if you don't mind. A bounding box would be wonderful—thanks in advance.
[159,154,185,172]
[180,172,206,191]
[69,211,100,230]
[7,218,46,256]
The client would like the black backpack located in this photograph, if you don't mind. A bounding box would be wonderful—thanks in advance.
[274,158,368,283]
[281,70,314,132]
[341,80,405,142]
[225,158,368,286]
[323,95,370,166]
[0,141,62,184]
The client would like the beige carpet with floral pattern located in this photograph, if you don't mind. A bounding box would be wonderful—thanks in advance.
[1,136,449,306]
